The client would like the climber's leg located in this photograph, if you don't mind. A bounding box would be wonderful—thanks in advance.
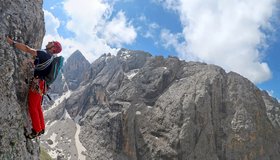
[28,89,42,133]
[38,79,45,132]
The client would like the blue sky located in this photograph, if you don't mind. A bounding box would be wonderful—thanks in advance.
[43,0,280,100]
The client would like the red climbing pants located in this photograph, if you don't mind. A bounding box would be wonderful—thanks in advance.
[28,78,45,133]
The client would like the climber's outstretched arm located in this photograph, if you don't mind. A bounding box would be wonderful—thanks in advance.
[6,36,37,57]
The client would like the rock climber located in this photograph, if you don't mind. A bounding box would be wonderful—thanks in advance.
[6,36,62,139]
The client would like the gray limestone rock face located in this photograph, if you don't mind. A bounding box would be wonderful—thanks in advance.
[262,91,280,128]
[0,0,45,159]
[46,71,65,96]
[44,48,280,160]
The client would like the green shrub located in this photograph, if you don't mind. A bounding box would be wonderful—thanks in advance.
[40,146,52,160]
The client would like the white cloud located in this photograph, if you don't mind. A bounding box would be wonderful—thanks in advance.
[43,10,60,37]
[43,0,137,62]
[102,11,137,47]
[139,15,147,22]
[149,22,160,30]
[158,0,278,84]
[142,23,160,39]
[137,14,161,40]
[63,0,111,37]
[161,29,187,56]
[152,0,179,10]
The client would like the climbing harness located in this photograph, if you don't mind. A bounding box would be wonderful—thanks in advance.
[29,77,45,96]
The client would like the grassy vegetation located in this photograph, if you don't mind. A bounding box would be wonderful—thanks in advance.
[40,146,52,160]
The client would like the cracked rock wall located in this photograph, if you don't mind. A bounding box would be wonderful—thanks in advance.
[0,0,45,159]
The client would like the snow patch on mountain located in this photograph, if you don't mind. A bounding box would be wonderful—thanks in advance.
[75,123,87,160]
[125,69,139,80]
[45,90,72,112]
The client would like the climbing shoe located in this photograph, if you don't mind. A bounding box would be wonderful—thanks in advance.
[25,129,39,139]
[38,129,45,136]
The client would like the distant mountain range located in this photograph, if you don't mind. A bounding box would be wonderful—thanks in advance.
[41,48,280,160]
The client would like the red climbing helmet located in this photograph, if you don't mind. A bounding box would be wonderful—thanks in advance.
[52,41,62,54]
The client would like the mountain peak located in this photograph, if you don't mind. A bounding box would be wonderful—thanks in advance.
[72,49,82,55]
[117,48,152,59]
[61,50,91,90]
[68,50,88,62]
